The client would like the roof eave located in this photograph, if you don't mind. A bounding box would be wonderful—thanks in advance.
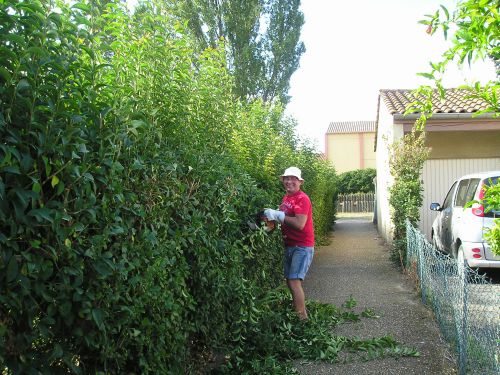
[393,112,496,123]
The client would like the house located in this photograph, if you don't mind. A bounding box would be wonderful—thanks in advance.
[325,121,376,174]
[375,88,500,244]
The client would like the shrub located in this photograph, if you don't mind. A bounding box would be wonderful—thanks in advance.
[337,168,376,194]
[388,131,429,265]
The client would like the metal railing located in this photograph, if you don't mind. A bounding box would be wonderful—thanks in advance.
[406,220,500,375]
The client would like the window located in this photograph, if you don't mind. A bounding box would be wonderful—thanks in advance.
[483,176,499,187]
[465,178,480,202]
[483,176,499,218]
[454,179,470,207]
[442,181,457,209]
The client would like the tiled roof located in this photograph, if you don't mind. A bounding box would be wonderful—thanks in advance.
[327,121,376,134]
[380,88,493,115]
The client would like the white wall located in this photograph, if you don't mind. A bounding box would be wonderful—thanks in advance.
[375,106,404,245]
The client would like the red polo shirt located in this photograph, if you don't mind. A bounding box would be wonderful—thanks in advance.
[279,190,314,247]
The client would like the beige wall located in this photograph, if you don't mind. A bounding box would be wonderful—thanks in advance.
[426,131,500,159]
[362,133,376,168]
[326,132,376,174]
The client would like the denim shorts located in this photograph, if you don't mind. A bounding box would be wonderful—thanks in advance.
[284,246,314,280]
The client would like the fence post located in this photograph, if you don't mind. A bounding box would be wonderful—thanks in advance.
[457,260,468,375]
[417,229,427,305]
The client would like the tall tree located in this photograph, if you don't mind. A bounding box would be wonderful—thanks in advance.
[178,0,305,104]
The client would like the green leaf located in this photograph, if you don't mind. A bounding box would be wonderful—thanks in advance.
[0,67,12,82]
[16,79,31,92]
[93,261,112,277]
[74,15,91,27]
[7,256,19,282]
[51,175,59,188]
[49,343,64,361]
[28,208,54,223]
[56,181,65,195]
[17,2,45,15]
[0,180,5,200]
[1,34,26,46]
[440,5,449,20]
[32,182,42,193]
[80,45,95,59]
[92,308,104,329]
[27,46,47,58]
[30,240,41,248]
[48,12,63,27]
[71,2,91,12]
[43,156,52,176]
[2,165,21,174]
[0,47,17,62]
[109,225,124,235]
[417,72,435,80]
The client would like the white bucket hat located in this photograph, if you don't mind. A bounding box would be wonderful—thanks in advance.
[280,166,304,181]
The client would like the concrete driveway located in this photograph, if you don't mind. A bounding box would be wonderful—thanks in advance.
[295,214,457,374]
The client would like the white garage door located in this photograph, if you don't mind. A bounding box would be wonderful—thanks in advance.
[419,158,500,240]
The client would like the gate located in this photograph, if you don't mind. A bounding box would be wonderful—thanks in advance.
[336,193,374,213]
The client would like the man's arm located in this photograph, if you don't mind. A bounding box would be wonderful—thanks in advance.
[283,213,307,230]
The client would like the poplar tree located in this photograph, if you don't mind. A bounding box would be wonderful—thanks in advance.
[179,0,305,104]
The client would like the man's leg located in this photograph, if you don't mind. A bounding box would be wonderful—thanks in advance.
[287,278,307,320]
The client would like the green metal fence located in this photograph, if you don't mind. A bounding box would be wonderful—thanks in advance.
[406,220,500,375]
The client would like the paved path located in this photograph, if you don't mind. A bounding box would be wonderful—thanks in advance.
[295,215,457,374]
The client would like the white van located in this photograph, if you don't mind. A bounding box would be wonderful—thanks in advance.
[430,171,500,269]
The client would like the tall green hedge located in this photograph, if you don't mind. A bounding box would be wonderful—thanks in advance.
[0,1,337,373]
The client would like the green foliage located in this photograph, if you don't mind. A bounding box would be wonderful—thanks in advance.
[213,287,419,374]
[177,0,305,104]
[483,185,500,256]
[0,0,338,372]
[412,0,499,124]
[421,0,499,76]
[388,132,430,265]
[468,181,500,256]
[337,168,376,194]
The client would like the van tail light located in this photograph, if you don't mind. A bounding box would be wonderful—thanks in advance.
[472,206,484,217]
[471,248,482,259]
[472,183,486,217]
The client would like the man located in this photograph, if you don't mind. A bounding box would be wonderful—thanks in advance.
[264,166,314,320]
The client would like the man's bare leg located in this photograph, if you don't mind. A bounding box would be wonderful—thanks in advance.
[287,278,308,320]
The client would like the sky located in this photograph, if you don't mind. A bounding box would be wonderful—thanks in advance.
[285,0,497,152]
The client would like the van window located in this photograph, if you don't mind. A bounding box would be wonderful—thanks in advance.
[483,176,499,187]
[483,176,499,218]
[454,179,470,207]
[465,178,480,202]
[442,181,457,209]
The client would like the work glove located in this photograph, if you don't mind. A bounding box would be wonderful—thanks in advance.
[264,208,285,224]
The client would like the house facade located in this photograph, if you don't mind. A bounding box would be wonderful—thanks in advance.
[375,89,500,244]
[325,121,376,174]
